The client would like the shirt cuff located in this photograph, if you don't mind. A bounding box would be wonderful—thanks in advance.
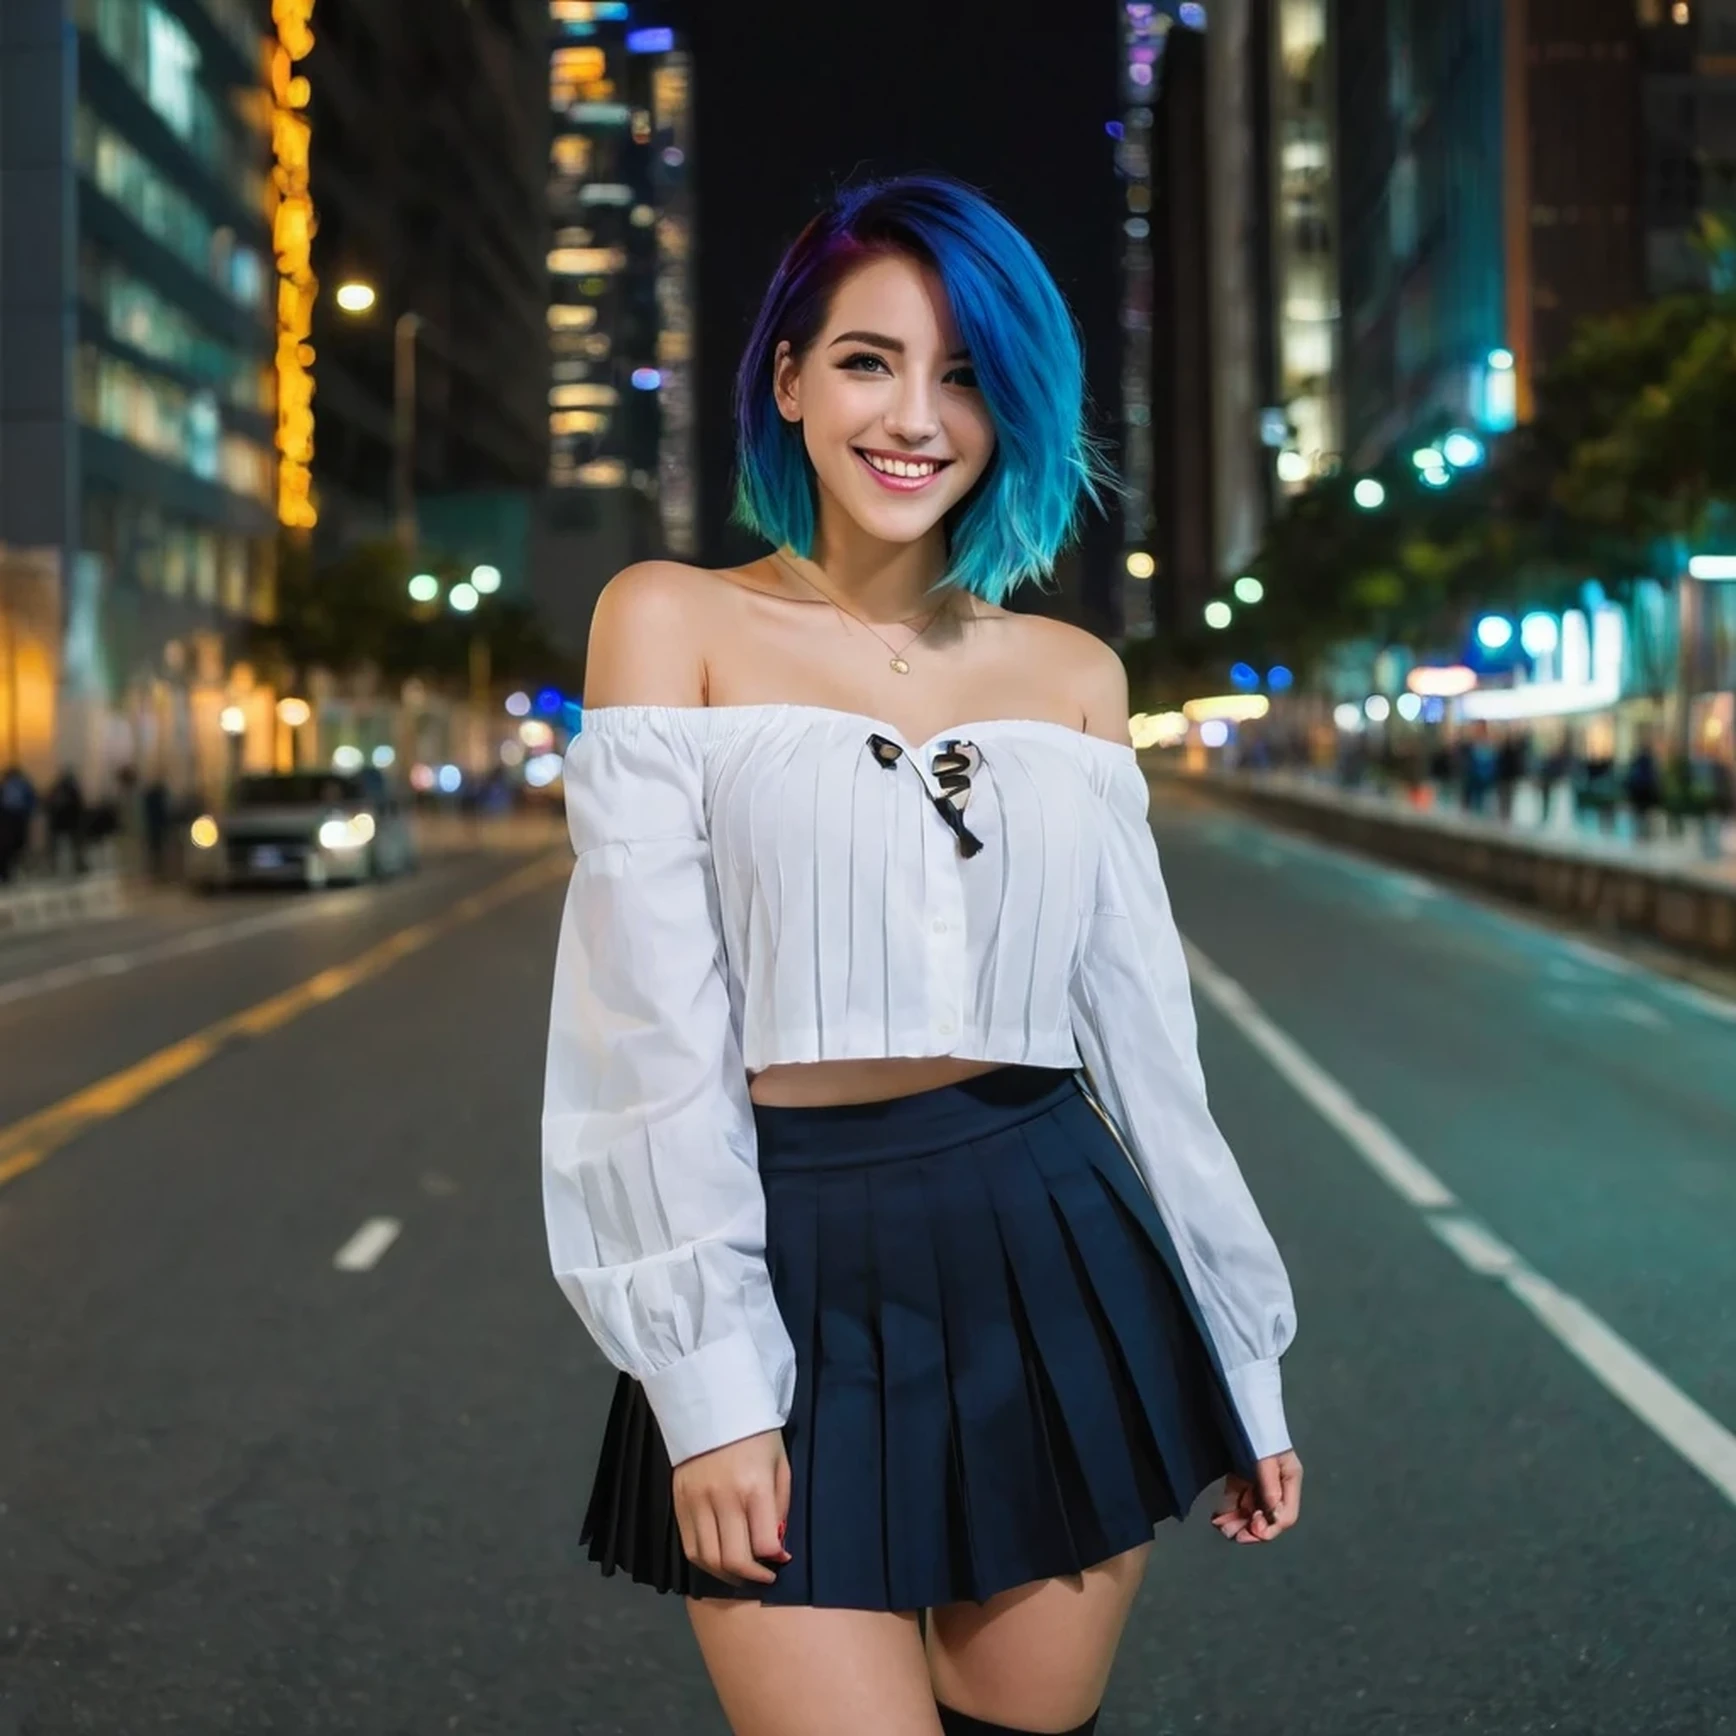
[1225,1356,1291,1461]
[639,1331,788,1468]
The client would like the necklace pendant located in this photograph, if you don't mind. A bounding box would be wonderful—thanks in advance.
[889,655,910,675]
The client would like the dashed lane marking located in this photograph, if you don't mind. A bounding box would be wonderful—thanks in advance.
[1184,939,1736,1507]
[0,852,568,1194]
[334,1217,403,1272]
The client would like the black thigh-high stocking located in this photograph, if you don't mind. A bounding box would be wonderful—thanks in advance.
[935,1705,1099,1736]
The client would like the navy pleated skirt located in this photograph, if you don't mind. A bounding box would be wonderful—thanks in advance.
[580,1065,1256,1611]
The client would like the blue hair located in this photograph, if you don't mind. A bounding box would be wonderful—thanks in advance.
[732,175,1111,604]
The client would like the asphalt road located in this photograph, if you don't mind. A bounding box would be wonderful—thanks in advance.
[0,790,1731,1735]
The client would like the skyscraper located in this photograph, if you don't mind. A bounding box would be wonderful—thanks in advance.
[307,0,549,585]
[1335,0,1644,469]
[532,1,695,652]
[1,0,278,791]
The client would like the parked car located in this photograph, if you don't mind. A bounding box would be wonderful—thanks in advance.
[184,770,417,891]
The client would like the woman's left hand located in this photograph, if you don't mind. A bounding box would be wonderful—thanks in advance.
[1211,1450,1302,1544]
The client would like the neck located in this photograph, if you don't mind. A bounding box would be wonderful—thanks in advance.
[797,496,953,623]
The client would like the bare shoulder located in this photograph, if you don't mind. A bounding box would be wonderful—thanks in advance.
[993,609,1130,745]
[584,561,736,707]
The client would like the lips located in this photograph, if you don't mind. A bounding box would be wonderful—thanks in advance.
[852,447,953,493]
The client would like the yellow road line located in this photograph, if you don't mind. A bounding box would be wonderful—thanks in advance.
[0,851,569,1193]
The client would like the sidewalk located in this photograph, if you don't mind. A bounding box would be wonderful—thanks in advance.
[1220,768,1736,890]
[1157,762,1736,967]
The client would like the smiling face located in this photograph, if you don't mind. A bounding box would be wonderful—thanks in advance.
[772,251,997,552]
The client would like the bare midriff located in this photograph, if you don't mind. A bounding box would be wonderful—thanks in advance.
[747,1055,1007,1108]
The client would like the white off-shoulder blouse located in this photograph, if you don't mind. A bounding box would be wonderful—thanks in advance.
[541,703,1296,1469]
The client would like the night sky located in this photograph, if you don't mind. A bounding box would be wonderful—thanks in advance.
[682,3,1127,619]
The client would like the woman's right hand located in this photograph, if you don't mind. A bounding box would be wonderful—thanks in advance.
[671,1428,793,1585]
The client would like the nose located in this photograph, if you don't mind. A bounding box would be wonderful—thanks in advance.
[882,374,941,445]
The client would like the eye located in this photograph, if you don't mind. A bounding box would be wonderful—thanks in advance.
[944,364,979,389]
[838,350,892,374]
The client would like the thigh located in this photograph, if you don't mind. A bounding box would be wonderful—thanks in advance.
[925,1544,1152,1733]
[687,1598,943,1736]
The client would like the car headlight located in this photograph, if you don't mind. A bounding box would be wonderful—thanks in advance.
[317,813,377,850]
[190,815,219,849]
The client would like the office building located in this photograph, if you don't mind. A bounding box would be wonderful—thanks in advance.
[1149,16,1219,639]
[1,0,278,792]
[530,1,696,653]
[306,0,549,589]
[1638,0,1736,293]
[1335,0,1644,470]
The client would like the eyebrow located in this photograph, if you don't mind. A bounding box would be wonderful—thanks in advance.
[828,330,972,361]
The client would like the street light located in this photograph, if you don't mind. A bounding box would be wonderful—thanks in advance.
[449,582,479,614]
[1124,551,1156,580]
[276,696,311,728]
[1353,478,1386,510]
[1233,575,1264,605]
[333,280,429,553]
[408,572,440,603]
[1204,601,1233,630]
[470,564,502,595]
[1442,430,1484,469]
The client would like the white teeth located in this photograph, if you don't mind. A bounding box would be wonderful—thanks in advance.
[861,452,940,479]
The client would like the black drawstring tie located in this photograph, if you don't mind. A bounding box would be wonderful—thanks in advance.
[866,733,985,858]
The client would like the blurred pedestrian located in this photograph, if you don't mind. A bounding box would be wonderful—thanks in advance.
[142,778,171,879]
[44,768,87,876]
[0,763,36,883]
[541,176,1300,1736]
[1626,739,1662,841]
[1494,733,1527,822]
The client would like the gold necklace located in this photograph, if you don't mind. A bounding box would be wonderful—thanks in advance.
[772,549,950,675]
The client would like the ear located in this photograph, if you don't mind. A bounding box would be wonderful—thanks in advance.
[772,340,802,425]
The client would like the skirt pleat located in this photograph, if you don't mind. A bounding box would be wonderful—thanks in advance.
[578,1067,1253,1611]
[868,1153,954,1613]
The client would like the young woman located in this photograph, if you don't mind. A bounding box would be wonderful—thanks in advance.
[542,176,1301,1736]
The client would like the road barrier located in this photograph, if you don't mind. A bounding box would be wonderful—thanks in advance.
[1155,766,1736,969]
[0,871,128,938]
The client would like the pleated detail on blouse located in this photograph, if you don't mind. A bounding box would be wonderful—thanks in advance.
[542,703,1296,1470]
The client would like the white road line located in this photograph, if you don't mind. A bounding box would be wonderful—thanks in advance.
[1184,939,1736,1507]
[0,891,373,1009]
[1183,945,1457,1211]
[333,1217,402,1272]
[1660,981,1736,1025]
[1560,936,1639,977]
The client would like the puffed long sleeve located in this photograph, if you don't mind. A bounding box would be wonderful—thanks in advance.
[1069,758,1297,1461]
[542,708,796,1467]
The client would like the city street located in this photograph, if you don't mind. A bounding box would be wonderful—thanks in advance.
[1,792,1732,1735]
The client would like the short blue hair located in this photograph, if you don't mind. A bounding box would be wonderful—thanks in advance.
[732,175,1111,604]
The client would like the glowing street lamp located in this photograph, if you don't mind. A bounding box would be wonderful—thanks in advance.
[1124,551,1156,580]
[1233,575,1264,605]
[1353,478,1386,510]
[1204,601,1233,630]
[408,572,440,603]
[448,582,479,614]
[276,696,312,729]
[219,705,247,737]
[334,280,377,314]
[470,563,502,595]
[1475,615,1515,652]
[1442,430,1484,469]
